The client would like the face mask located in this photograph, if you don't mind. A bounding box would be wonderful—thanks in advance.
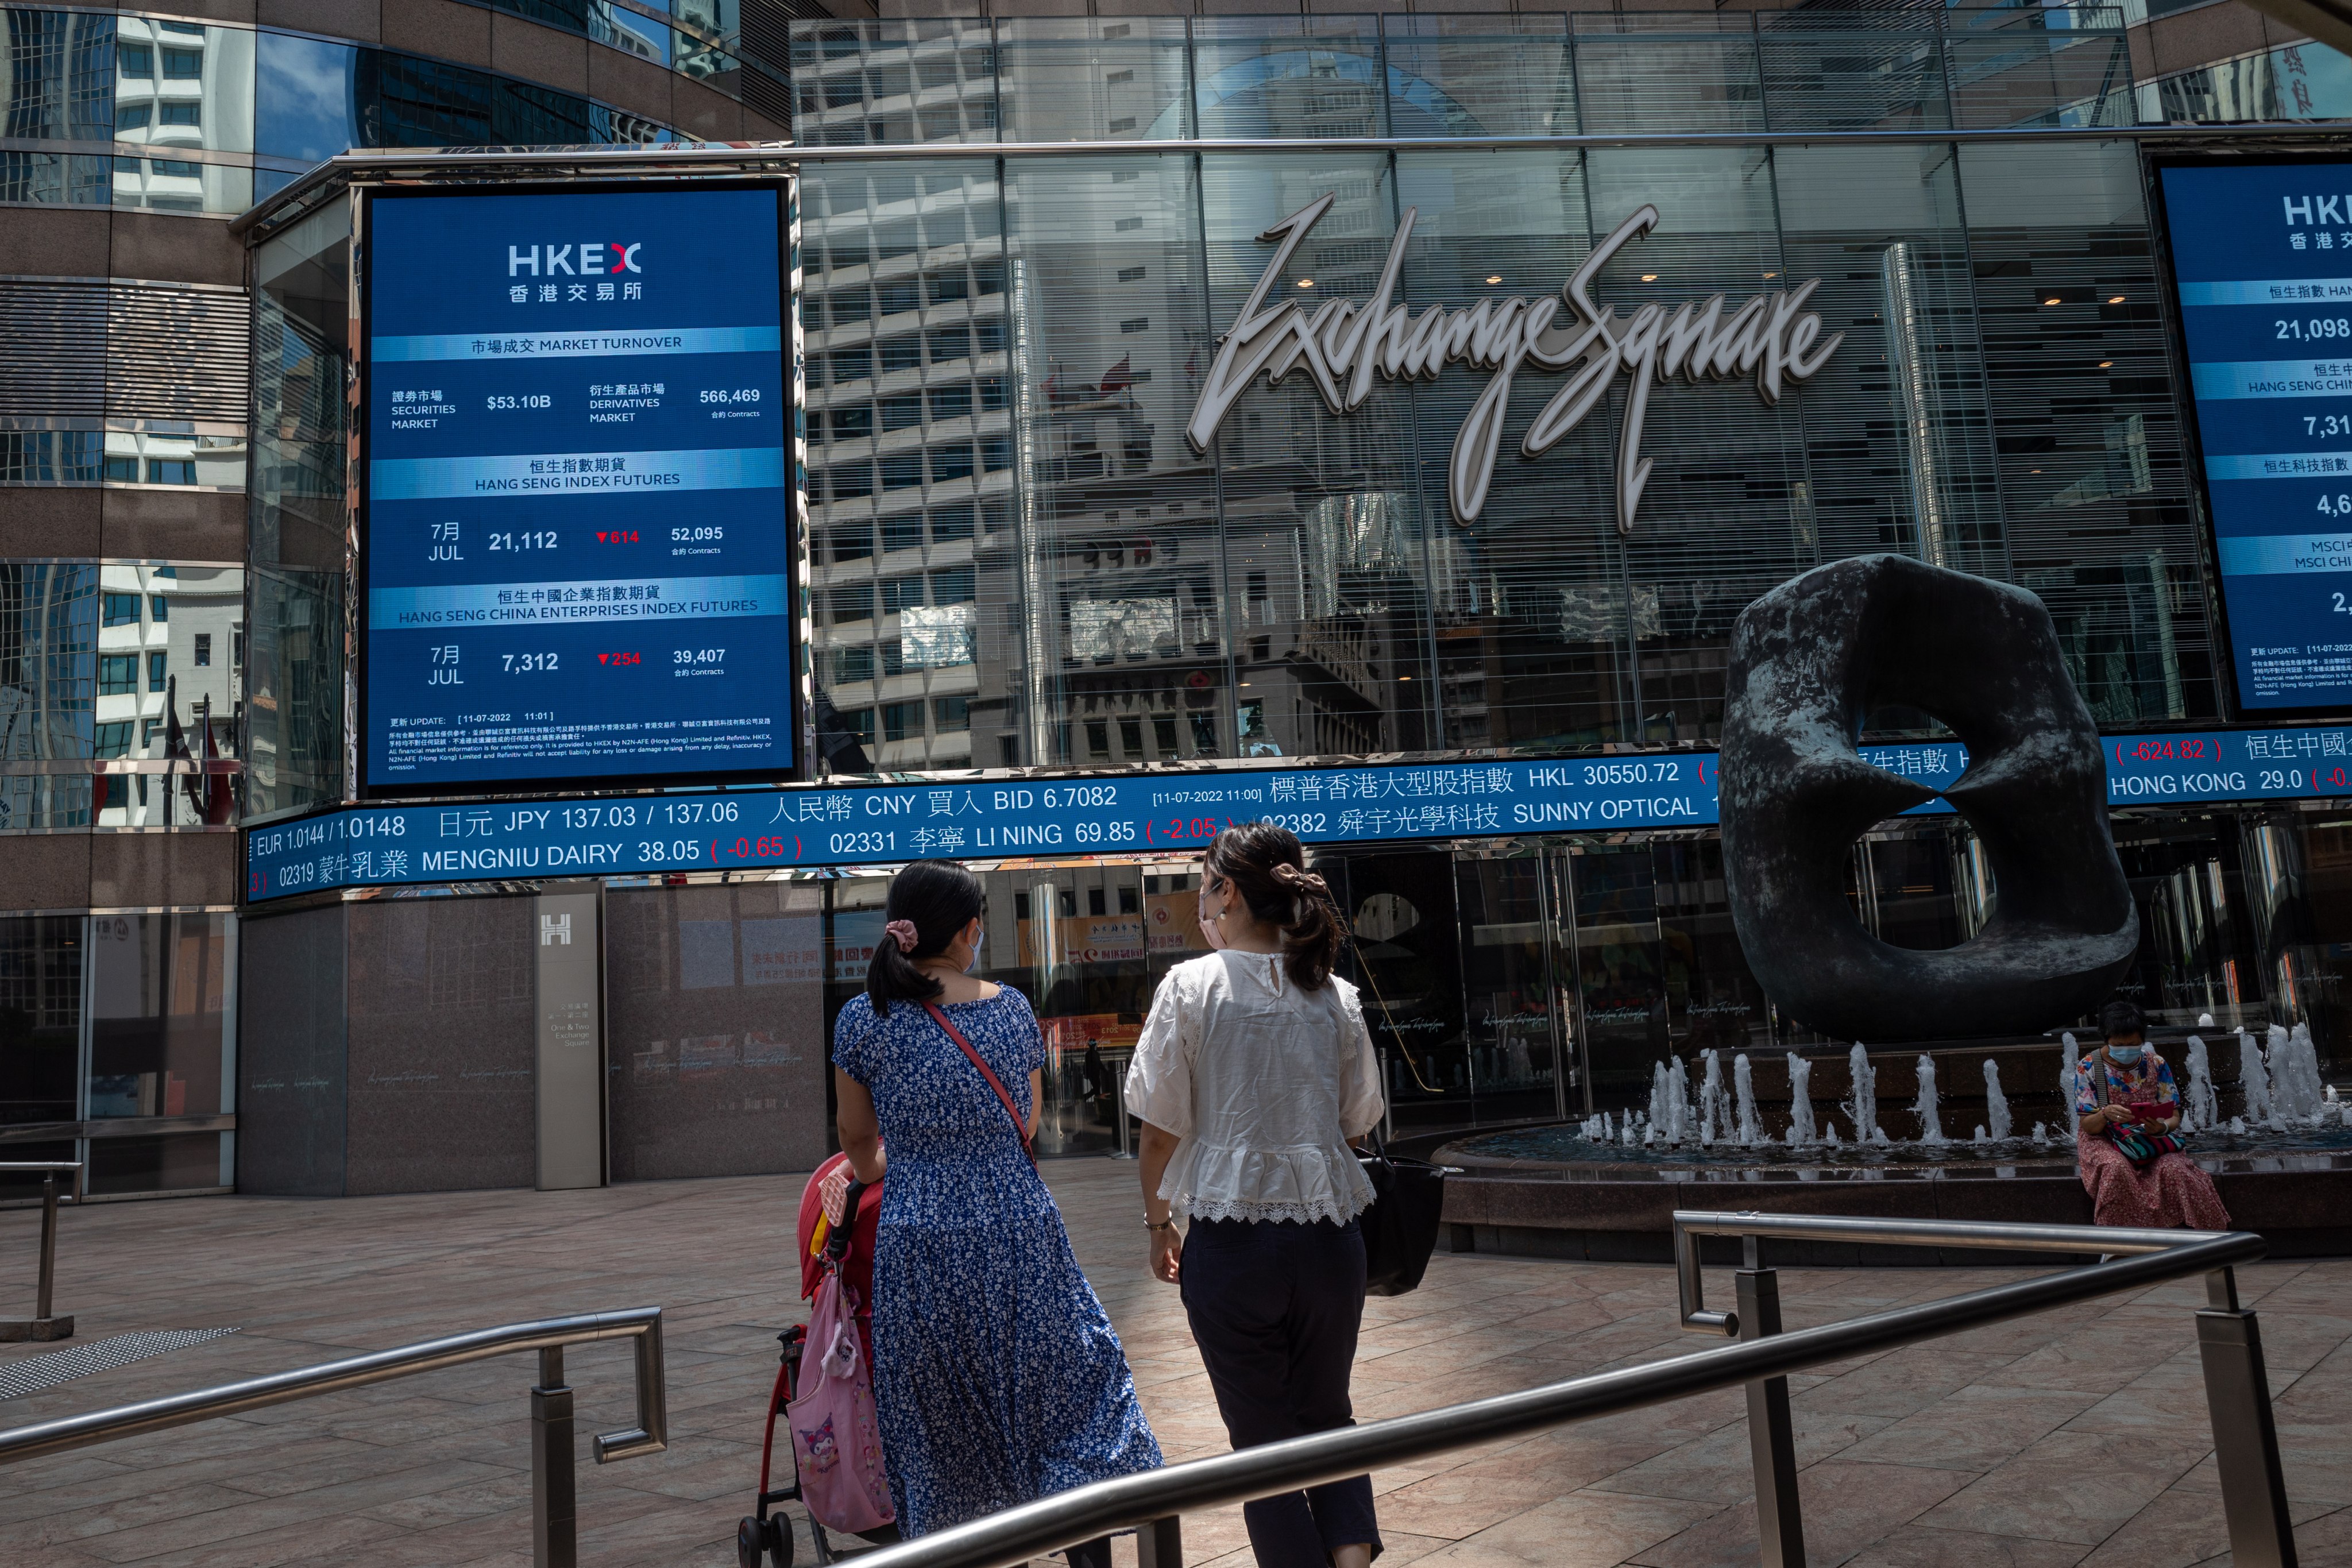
[2108,1044,2144,1065]
[964,926,984,974]
[1197,883,1229,951]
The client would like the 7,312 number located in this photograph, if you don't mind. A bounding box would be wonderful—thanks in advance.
[503,652,559,673]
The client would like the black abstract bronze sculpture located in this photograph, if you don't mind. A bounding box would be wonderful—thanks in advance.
[1720,555,2137,1041]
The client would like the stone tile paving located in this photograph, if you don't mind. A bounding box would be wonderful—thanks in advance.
[0,1160,2347,1567]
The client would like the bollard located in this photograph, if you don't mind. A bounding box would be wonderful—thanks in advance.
[1734,1235,1806,1568]
[1136,1514,1184,1568]
[0,1163,80,1342]
[532,1344,578,1568]
[2199,1268,2299,1568]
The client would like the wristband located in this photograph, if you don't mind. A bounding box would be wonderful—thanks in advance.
[1145,1219,1174,1231]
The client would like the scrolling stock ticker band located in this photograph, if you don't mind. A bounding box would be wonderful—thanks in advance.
[245,726,2352,901]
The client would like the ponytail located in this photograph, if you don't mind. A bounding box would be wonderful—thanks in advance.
[865,859,984,1017]
[1204,822,1342,990]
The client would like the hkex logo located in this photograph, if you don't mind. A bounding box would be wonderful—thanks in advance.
[507,243,643,276]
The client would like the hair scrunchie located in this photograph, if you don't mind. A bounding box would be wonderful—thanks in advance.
[1272,864,1329,897]
[884,919,919,952]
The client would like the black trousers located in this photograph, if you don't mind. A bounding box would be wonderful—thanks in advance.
[1181,1215,1382,1568]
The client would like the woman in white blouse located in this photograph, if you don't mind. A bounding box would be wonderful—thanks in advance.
[1125,822,1386,1568]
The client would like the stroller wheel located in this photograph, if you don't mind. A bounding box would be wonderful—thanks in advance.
[763,1513,794,1568]
[737,1516,766,1568]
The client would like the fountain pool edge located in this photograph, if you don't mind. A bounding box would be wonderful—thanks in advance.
[1418,1127,2352,1264]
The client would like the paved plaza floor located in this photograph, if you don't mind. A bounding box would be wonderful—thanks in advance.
[2,1160,2349,1567]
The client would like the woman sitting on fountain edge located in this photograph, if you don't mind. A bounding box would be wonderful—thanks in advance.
[2075,1000,2230,1231]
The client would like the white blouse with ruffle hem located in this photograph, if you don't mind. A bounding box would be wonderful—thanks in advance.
[1122,951,1386,1227]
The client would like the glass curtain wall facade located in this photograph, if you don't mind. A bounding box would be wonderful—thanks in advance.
[795,19,2208,778]
[0,8,687,221]
[789,12,2352,1138]
[0,910,235,1199]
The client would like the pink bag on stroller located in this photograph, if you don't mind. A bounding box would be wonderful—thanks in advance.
[785,1264,895,1533]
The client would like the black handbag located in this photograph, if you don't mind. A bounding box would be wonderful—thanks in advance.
[1357,1131,1450,1296]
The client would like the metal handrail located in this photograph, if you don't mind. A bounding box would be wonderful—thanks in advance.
[839,1227,2278,1568]
[1673,1210,2240,1335]
[0,1307,668,1568]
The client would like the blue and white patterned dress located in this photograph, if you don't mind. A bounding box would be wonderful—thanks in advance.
[832,986,1161,1537]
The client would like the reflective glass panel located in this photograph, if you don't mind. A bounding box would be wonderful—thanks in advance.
[1194,16,1387,141]
[87,912,229,1127]
[1652,837,1784,1057]
[0,150,109,205]
[1454,855,1563,1120]
[789,20,995,147]
[2142,43,2352,125]
[1572,12,1764,135]
[1567,844,1666,1109]
[997,18,1189,142]
[110,19,254,154]
[803,162,1009,770]
[1959,139,2212,721]
[253,197,350,573]
[1773,143,2002,586]
[1944,3,2134,129]
[0,429,102,484]
[1203,152,1429,759]
[0,10,113,141]
[1756,13,1949,132]
[245,566,345,815]
[1004,154,1217,767]
[1335,851,1467,1125]
[90,563,241,829]
[1586,146,1811,746]
[256,32,360,165]
[0,916,80,1129]
[1379,14,1574,138]
[1392,149,1626,751]
[0,562,95,831]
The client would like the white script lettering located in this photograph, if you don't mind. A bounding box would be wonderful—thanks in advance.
[1185,196,1844,532]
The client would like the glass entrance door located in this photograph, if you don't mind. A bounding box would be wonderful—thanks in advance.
[1551,838,1790,1114]
[1013,863,1204,1156]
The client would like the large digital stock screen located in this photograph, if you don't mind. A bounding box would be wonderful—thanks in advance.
[2162,160,2352,715]
[360,183,796,797]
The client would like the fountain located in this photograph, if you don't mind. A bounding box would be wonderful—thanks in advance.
[1786,1053,1817,1145]
[2241,1029,2276,1126]
[1983,1059,2012,1141]
[2184,1035,2217,1131]
[2277,1024,2327,1122]
[1845,1041,1881,1144]
[1698,1050,1727,1145]
[1912,1055,1945,1144]
[1422,941,2351,1254]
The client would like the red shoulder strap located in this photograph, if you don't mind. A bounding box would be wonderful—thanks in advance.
[924,1001,1036,1166]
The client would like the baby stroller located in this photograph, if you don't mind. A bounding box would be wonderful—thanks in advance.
[738,1154,891,1568]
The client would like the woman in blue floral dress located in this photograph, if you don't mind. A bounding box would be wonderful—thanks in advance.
[829,861,1161,1565]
